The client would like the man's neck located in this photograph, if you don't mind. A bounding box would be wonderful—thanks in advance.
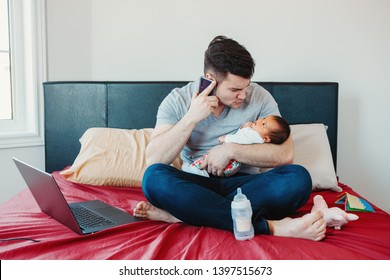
[213,103,226,117]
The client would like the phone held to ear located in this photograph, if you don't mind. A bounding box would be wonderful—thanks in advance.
[199,76,216,96]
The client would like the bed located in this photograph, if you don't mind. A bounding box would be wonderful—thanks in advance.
[1,81,389,260]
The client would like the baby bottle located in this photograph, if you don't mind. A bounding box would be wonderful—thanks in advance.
[231,188,254,240]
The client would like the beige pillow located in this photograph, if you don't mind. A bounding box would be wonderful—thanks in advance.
[290,124,342,192]
[60,127,182,187]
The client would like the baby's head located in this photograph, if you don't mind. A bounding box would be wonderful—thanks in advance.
[251,115,290,144]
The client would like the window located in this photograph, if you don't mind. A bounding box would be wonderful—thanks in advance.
[0,0,12,120]
[0,0,46,148]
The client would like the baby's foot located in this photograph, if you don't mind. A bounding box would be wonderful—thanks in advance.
[133,201,182,224]
[268,211,326,241]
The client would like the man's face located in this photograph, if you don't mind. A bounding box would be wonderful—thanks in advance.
[215,73,251,109]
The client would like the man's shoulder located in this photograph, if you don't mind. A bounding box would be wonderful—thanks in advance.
[164,81,195,102]
[161,81,194,104]
[175,81,197,95]
[241,83,279,116]
[248,82,271,95]
[157,81,196,123]
[246,83,273,102]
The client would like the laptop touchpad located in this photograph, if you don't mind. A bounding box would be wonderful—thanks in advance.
[96,207,126,217]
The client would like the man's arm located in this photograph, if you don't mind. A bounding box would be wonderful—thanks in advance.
[232,136,294,167]
[146,81,218,165]
[203,136,294,176]
[146,121,194,165]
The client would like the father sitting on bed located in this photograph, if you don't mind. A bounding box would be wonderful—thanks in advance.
[134,35,327,241]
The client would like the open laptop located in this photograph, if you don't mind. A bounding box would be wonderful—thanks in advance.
[13,158,139,235]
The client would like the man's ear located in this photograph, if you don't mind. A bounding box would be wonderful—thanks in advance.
[205,73,216,81]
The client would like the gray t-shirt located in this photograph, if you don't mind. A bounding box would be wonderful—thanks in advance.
[156,80,281,174]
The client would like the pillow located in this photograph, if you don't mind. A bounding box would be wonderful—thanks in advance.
[290,124,341,192]
[62,125,340,191]
[60,127,182,187]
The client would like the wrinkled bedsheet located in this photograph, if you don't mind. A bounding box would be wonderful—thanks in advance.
[1,172,389,260]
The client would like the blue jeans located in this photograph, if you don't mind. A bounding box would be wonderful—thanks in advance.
[142,163,312,234]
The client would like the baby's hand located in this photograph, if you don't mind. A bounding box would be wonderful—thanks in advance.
[240,122,251,128]
[218,135,226,144]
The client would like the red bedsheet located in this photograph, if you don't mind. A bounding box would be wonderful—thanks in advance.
[1,171,389,260]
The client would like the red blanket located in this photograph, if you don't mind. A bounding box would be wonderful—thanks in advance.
[1,172,389,260]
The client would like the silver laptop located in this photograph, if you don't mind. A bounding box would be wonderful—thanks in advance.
[13,158,139,235]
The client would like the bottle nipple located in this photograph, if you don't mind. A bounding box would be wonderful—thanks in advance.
[235,188,243,200]
[232,188,250,208]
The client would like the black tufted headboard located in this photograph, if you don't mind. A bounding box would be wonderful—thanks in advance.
[43,81,338,173]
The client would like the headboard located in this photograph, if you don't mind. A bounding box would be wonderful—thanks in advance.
[43,81,338,173]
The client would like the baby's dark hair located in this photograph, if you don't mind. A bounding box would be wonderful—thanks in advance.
[268,116,291,144]
[204,35,255,81]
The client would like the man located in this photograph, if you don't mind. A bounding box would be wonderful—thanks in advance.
[134,36,326,241]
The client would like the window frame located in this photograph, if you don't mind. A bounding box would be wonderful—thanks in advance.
[0,0,46,148]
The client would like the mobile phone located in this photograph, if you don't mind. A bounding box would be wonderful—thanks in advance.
[199,76,216,95]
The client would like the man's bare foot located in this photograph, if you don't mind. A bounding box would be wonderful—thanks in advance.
[311,195,359,230]
[133,201,182,223]
[311,195,329,212]
[268,211,326,241]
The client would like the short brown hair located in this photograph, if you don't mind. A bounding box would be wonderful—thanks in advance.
[204,36,255,81]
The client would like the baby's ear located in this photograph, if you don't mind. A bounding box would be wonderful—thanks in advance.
[264,136,272,143]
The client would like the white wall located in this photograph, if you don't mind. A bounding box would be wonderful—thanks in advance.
[1,0,389,212]
[0,146,45,203]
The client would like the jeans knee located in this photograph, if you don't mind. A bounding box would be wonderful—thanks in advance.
[289,164,312,195]
[142,163,167,195]
[143,163,166,178]
[142,163,179,201]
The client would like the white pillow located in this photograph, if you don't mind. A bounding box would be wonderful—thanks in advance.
[291,124,341,192]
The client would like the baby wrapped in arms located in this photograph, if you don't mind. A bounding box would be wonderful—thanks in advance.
[182,115,290,177]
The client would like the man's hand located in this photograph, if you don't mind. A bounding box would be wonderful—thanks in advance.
[187,80,218,123]
[200,144,232,177]
[146,80,218,166]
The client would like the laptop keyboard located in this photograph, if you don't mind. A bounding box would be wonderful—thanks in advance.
[70,204,115,229]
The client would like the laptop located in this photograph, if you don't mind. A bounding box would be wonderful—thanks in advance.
[13,158,139,235]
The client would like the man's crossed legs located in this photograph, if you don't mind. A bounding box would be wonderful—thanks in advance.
[134,163,326,241]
